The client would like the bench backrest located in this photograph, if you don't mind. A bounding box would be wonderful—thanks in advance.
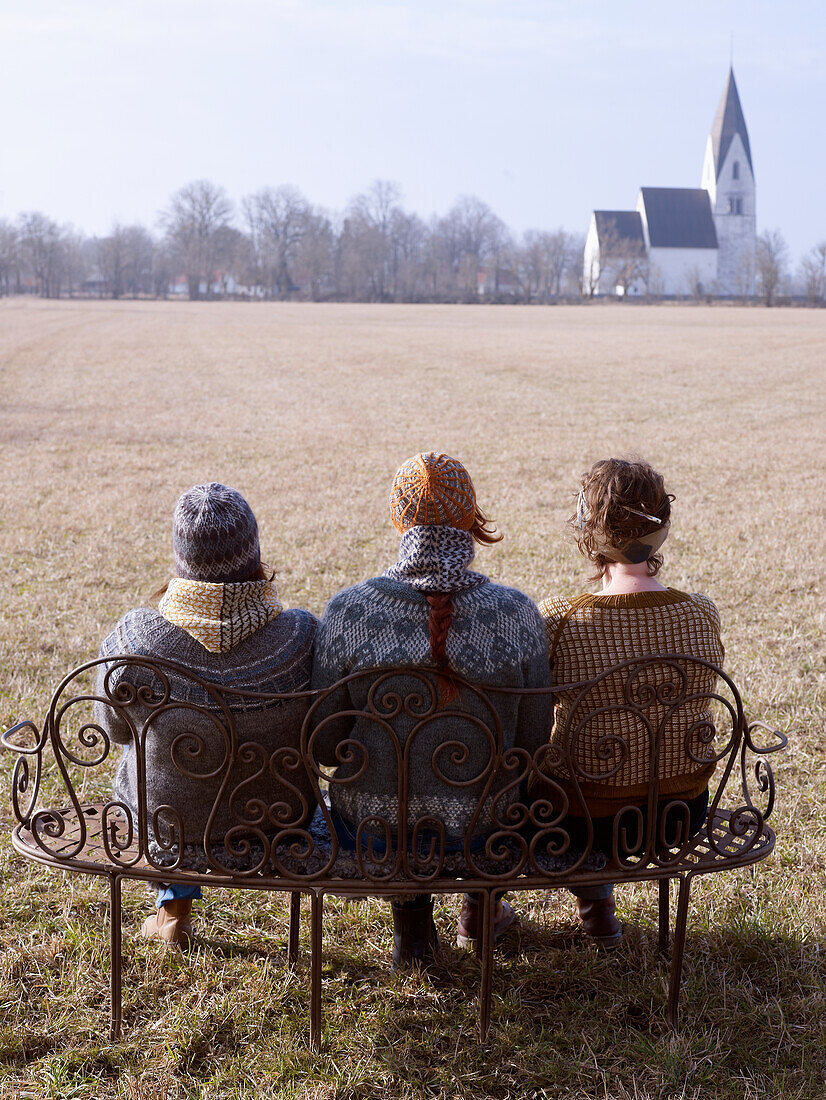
[4,654,784,887]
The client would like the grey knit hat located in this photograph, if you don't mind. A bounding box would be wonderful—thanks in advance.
[172,483,261,582]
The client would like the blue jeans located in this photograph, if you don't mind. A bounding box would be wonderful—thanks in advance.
[568,789,710,901]
[329,806,485,856]
[156,884,202,907]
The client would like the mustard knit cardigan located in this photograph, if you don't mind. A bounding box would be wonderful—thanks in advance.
[532,588,725,818]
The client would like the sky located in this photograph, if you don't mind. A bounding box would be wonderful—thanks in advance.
[1,0,824,261]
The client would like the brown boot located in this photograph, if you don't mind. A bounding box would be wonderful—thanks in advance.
[576,896,622,949]
[456,894,517,950]
[390,897,440,970]
[140,899,194,948]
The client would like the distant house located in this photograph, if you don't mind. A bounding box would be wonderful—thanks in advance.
[477,266,521,297]
[584,69,756,297]
[168,272,268,298]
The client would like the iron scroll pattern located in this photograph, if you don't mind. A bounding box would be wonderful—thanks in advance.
[3,655,787,886]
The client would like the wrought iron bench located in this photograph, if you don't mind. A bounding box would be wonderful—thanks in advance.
[2,654,785,1048]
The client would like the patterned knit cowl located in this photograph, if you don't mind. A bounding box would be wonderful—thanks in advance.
[383,525,488,593]
[159,578,283,653]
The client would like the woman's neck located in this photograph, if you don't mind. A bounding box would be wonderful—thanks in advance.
[600,561,668,595]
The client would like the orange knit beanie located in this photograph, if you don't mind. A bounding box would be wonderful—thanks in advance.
[389,452,476,533]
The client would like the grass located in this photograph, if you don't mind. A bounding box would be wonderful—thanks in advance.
[1,297,825,1098]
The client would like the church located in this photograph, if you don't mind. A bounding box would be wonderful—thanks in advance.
[583,69,756,297]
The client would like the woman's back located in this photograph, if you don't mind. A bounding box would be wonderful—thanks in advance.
[537,588,724,817]
[96,604,317,854]
[311,573,549,840]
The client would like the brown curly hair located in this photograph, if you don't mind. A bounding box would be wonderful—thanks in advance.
[572,457,674,579]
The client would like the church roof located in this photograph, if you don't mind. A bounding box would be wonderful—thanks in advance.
[709,68,753,178]
[639,188,718,249]
[593,211,645,251]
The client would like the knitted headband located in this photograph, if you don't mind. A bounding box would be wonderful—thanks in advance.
[389,452,476,533]
[577,488,670,565]
[172,483,261,582]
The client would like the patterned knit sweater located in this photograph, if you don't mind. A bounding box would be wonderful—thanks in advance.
[94,606,318,854]
[532,588,724,817]
[310,576,551,842]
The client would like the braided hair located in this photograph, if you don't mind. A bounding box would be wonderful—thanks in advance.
[425,592,458,704]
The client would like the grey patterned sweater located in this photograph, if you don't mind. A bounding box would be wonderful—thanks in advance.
[310,576,551,843]
[94,607,318,855]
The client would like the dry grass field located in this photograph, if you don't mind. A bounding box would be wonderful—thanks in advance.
[1,297,824,1099]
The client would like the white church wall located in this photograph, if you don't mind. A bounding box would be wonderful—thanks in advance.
[583,216,602,295]
[648,247,717,296]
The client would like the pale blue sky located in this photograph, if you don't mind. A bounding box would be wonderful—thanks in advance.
[1,0,823,259]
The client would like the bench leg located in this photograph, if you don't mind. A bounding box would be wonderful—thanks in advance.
[658,878,671,954]
[310,892,324,1050]
[109,874,123,1040]
[667,874,692,1031]
[477,891,494,1043]
[288,891,301,965]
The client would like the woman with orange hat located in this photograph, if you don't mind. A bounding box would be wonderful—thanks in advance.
[311,453,550,967]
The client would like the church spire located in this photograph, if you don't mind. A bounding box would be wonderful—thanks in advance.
[709,68,753,179]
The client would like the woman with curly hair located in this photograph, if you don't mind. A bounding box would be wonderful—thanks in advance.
[532,457,724,948]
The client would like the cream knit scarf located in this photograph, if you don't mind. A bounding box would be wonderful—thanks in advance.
[159,578,283,653]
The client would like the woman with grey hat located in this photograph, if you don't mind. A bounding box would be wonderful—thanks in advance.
[94,483,318,947]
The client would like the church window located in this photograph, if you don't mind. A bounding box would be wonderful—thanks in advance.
[733,160,740,180]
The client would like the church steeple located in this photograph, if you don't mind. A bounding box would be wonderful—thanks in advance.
[708,68,753,180]
[702,67,756,296]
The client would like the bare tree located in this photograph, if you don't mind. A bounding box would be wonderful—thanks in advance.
[388,208,427,300]
[520,229,579,300]
[243,185,309,298]
[0,220,20,296]
[122,226,156,296]
[799,241,826,305]
[563,232,586,296]
[732,245,756,302]
[152,241,174,299]
[593,219,648,298]
[439,195,507,299]
[339,180,403,300]
[684,265,707,302]
[755,229,789,307]
[98,224,129,298]
[17,212,65,297]
[161,180,233,300]
[61,228,86,297]
[294,209,334,300]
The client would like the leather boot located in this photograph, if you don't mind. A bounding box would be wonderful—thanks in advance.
[456,894,517,950]
[575,895,622,949]
[140,898,194,948]
[390,897,439,970]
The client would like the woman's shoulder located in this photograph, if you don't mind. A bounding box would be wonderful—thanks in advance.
[267,605,319,632]
[472,581,545,623]
[683,591,722,633]
[98,606,172,659]
[537,593,576,622]
[321,577,423,620]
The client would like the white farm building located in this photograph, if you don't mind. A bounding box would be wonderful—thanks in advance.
[584,69,756,297]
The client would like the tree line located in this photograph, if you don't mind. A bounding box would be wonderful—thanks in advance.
[0,178,823,304]
[0,180,583,303]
